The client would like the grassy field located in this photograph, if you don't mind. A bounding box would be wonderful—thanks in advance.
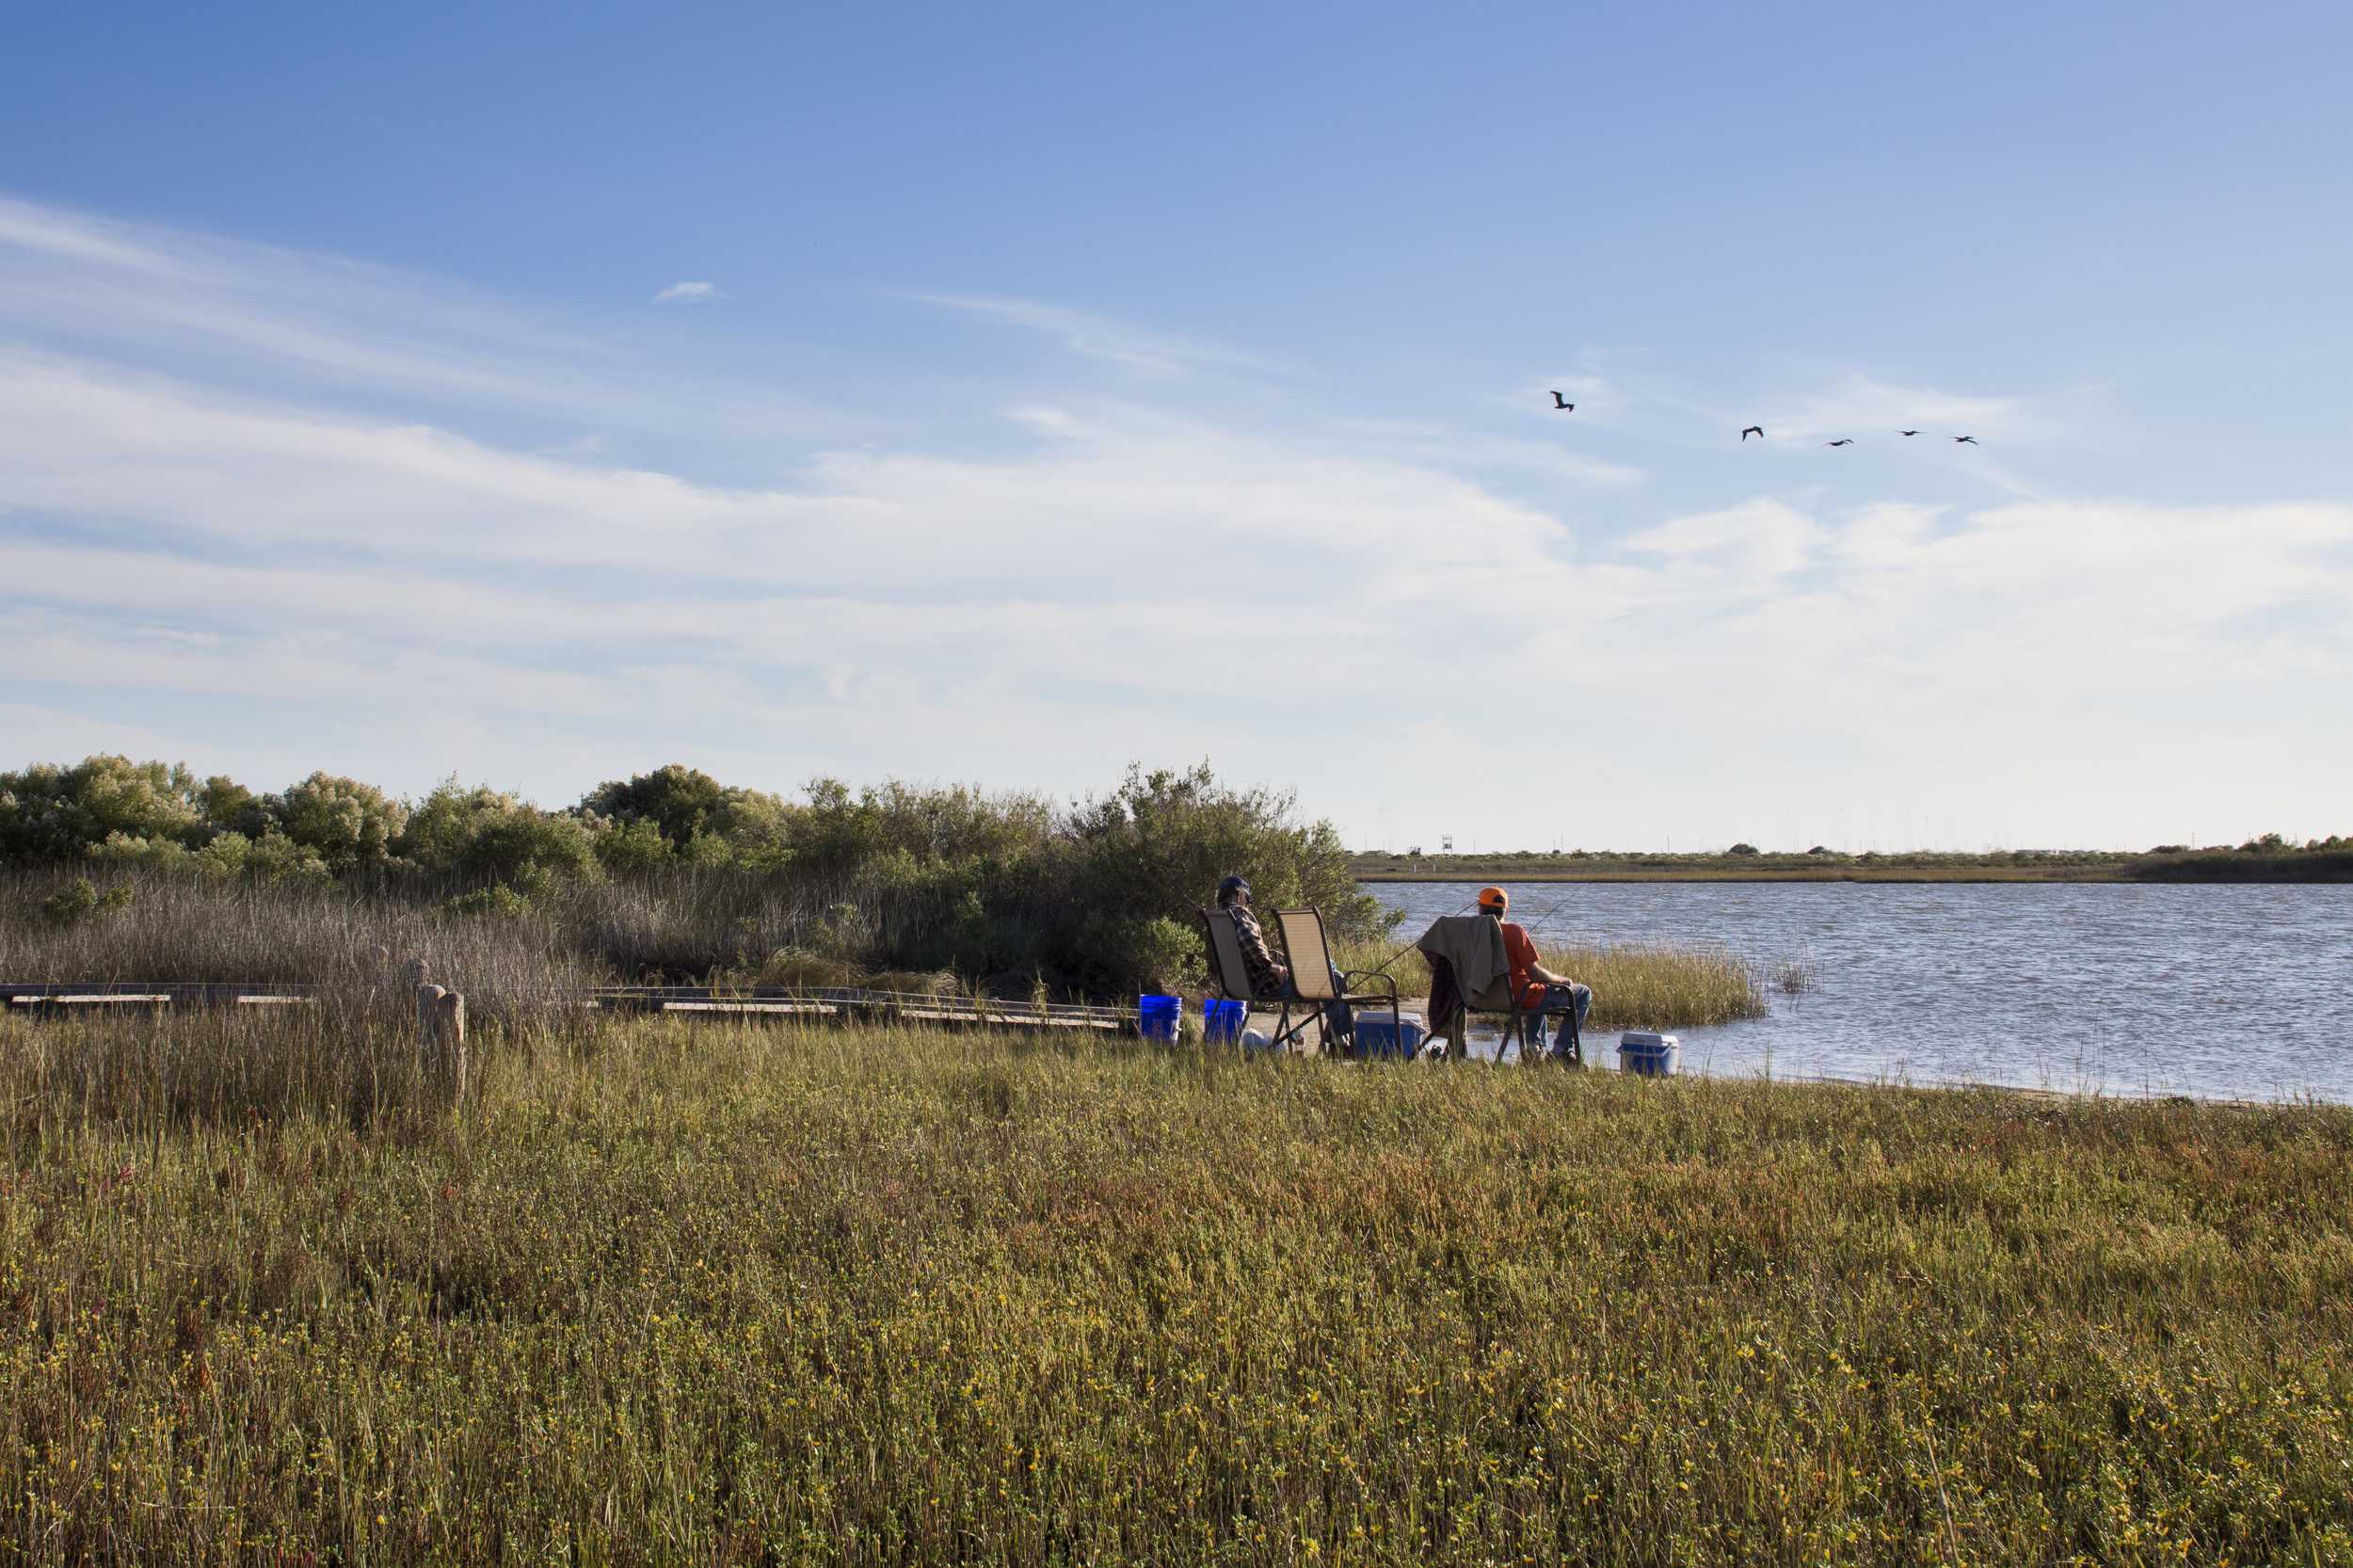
[4,1008,2350,1564]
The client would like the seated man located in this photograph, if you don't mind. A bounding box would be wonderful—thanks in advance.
[1478,886,1593,1062]
[1215,874,1353,1046]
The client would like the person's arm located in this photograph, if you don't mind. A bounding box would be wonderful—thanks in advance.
[1525,949,1575,988]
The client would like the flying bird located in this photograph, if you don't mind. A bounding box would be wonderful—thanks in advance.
[1953,435,1978,444]
[1825,439,1854,447]
[1549,391,1575,410]
[1741,425,1764,440]
[1898,429,1919,437]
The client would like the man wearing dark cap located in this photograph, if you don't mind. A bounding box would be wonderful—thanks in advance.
[1216,874,1353,1046]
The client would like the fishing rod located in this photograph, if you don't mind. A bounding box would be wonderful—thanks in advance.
[1362,887,1579,977]
[1364,897,1478,976]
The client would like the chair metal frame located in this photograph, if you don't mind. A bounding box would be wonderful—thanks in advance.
[1271,906,1401,1058]
[1197,904,1401,1056]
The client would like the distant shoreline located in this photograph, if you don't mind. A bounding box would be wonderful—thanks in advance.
[1358,867,2127,883]
[1352,847,2353,885]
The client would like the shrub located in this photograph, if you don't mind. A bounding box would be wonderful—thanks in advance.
[1052,763,1388,993]
[1093,916,1202,995]
[1726,841,1760,856]
[268,772,407,873]
[242,831,334,887]
[5,757,1392,998]
[588,816,673,874]
[438,885,534,920]
[40,876,133,927]
[865,968,959,997]
[583,765,794,863]
[0,756,209,863]
[403,782,601,891]
[753,949,863,989]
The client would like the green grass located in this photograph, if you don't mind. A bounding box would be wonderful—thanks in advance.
[4,1011,2351,1565]
[1330,935,1766,1031]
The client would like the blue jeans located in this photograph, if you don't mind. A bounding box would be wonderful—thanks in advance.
[1529,983,1593,1057]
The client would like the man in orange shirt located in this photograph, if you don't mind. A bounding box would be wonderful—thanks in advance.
[1478,886,1592,1063]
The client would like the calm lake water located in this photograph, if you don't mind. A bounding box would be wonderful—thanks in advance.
[1363,881,2353,1104]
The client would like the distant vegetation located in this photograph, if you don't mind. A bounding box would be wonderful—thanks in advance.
[1356,836,2353,883]
[0,757,1385,1000]
[5,1010,2349,1561]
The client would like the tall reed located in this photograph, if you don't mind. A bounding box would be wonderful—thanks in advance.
[1331,934,1766,1030]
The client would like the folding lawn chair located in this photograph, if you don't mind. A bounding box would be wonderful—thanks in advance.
[1271,906,1401,1059]
[1416,913,1577,1063]
[1196,905,1401,1056]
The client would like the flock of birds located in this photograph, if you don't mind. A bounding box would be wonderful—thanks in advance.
[1549,391,1979,446]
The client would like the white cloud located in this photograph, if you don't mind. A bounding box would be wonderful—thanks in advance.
[0,197,839,442]
[1625,499,1825,584]
[904,292,1280,376]
[4,193,2349,848]
[9,330,2348,847]
[1760,373,2037,447]
[652,280,721,305]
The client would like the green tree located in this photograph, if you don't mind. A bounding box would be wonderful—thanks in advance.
[581,765,728,850]
[588,816,673,874]
[581,765,796,866]
[402,781,599,890]
[1054,762,1387,994]
[268,773,408,874]
[0,756,210,864]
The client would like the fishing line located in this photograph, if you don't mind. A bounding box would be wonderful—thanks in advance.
[1362,886,1577,978]
[1365,897,1477,976]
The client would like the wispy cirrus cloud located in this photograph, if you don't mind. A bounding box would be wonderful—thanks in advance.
[903,291,1284,377]
[652,280,721,305]
[0,197,833,441]
[1758,373,2038,446]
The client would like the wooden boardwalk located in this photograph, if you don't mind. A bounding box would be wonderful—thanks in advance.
[0,981,1138,1035]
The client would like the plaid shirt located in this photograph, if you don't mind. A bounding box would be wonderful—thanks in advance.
[1225,904,1289,997]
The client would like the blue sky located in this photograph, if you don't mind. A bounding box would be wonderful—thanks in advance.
[5,1,2350,850]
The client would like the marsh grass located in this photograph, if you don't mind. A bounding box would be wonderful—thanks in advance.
[1332,936,1765,1031]
[4,1011,2349,1564]
[5,870,1758,1030]
[0,868,600,1018]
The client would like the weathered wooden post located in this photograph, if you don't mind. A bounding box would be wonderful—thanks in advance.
[393,954,469,1107]
[435,989,467,1104]
[405,957,434,1041]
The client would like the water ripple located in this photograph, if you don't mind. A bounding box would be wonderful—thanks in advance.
[1367,881,2353,1103]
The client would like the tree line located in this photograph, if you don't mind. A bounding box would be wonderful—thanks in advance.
[0,757,1388,993]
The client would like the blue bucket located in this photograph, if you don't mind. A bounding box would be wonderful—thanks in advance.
[1202,998,1246,1045]
[1138,994,1183,1042]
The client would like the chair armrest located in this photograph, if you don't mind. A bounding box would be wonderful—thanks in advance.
[1338,969,1400,1002]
